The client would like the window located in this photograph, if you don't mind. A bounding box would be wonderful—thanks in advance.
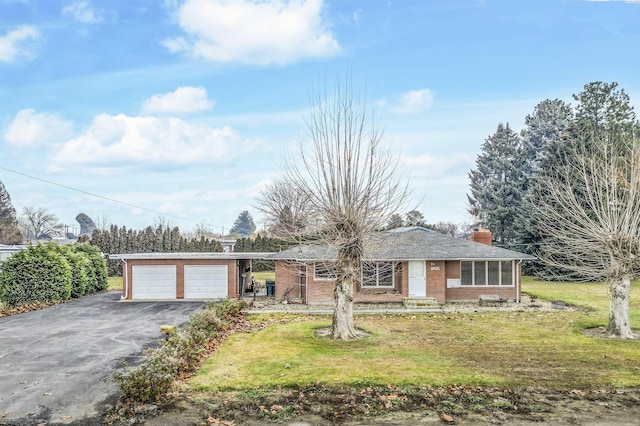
[362,261,395,287]
[314,262,337,280]
[460,260,514,286]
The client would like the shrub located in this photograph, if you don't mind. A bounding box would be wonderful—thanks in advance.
[212,298,249,320]
[112,350,178,404]
[74,243,108,293]
[58,246,90,298]
[0,243,72,306]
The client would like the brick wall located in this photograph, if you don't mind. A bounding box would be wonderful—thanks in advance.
[426,261,446,302]
[274,261,307,301]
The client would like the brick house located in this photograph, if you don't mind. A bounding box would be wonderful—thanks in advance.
[109,252,267,300]
[269,227,534,304]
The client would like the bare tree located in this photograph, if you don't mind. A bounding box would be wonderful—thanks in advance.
[94,212,111,231]
[260,78,408,340]
[530,132,640,338]
[21,206,63,240]
[256,179,313,238]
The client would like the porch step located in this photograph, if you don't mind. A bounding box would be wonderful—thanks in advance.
[403,297,439,309]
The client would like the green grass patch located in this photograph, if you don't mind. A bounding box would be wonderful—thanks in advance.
[107,276,122,291]
[251,271,275,283]
[192,279,640,392]
[522,276,640,329]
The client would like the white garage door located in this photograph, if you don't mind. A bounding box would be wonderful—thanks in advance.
[184,265,228,299]
[132,265,177,299]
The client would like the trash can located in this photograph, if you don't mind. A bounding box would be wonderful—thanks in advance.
[265,279,275,296]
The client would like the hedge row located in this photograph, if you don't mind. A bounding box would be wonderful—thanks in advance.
[0,242,108,307]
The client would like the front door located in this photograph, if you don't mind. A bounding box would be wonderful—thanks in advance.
[408,261,426,297]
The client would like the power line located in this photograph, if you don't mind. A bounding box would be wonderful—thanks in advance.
[0,166,225,232]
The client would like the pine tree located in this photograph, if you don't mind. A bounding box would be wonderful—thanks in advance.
[573,81,636,137]
[467,123,525,245]
[229,210,256,237]
[515,100,574,273]
[0,180,22,244]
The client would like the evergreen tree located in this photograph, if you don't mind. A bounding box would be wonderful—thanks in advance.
[405,210,426,227]
[386,214,403,229]
[0,180,22,244]
[467,123,525,245]
[515,100,574,273]
[573,81,636,137]
[229,210,256,237]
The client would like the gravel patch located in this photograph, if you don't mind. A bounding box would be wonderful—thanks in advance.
[245,294,580,314]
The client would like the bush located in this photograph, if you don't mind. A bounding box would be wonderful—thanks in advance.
[212,298,249,320]
[0,243,72,307]
[74,243,108,293]
[58,246,90,298]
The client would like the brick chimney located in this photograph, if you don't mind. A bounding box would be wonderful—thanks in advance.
[471,228,492,246]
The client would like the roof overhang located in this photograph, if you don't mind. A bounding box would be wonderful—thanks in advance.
[109,252,275,261]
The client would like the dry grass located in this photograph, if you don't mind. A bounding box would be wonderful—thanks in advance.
[107,276,122,291]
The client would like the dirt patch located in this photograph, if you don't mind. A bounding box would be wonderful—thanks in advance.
[313,325,371,340]
[130,385,640,426]
[582,326,640,340]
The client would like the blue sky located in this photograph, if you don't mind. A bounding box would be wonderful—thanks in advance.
[1,0,639,236]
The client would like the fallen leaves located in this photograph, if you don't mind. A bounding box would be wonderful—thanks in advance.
[442,413,455,422]
[0,300,61,318]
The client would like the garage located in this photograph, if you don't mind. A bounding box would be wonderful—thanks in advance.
[111,252,270,301]
[132,265,177,299]
[184,265,228,299]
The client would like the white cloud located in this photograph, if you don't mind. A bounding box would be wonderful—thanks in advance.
[404,152,472,180]
[162,0,340,65]
[62,1,105,24]
[391,89,434,114]
[141,86,214,116]
[0,25,39,62]
[51,113,237,170]
[4,109,73,147]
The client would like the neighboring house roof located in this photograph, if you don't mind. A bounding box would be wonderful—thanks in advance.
[268,227,535,261]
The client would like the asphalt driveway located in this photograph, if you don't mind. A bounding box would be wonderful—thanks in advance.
[0,292,205,425]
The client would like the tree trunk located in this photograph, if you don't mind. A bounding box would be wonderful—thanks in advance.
[331,257,359,340]
[607,276,634,339]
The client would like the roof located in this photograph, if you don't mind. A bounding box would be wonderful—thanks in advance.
[268,227,535,261]
[108,252,274,260]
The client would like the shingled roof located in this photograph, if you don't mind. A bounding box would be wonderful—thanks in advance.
[268,227,534,261]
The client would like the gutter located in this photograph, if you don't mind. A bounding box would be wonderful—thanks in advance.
[305,263,309,304]
[121,259,128,300]
[516,259,521,303]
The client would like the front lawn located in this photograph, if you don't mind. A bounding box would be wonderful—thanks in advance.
[522,276,640,329]
[191,278,640,392]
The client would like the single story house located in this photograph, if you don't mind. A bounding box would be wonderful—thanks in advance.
[108,252,269,300]
[268,227,534,304]
[109,227,533,303]
[0,244,28,262]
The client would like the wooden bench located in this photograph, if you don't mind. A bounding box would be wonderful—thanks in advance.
[479,294,508,306]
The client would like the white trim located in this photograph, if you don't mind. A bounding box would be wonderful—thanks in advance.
[313,262,337,281]
[361,261,396,288]
[460,260,515,287]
